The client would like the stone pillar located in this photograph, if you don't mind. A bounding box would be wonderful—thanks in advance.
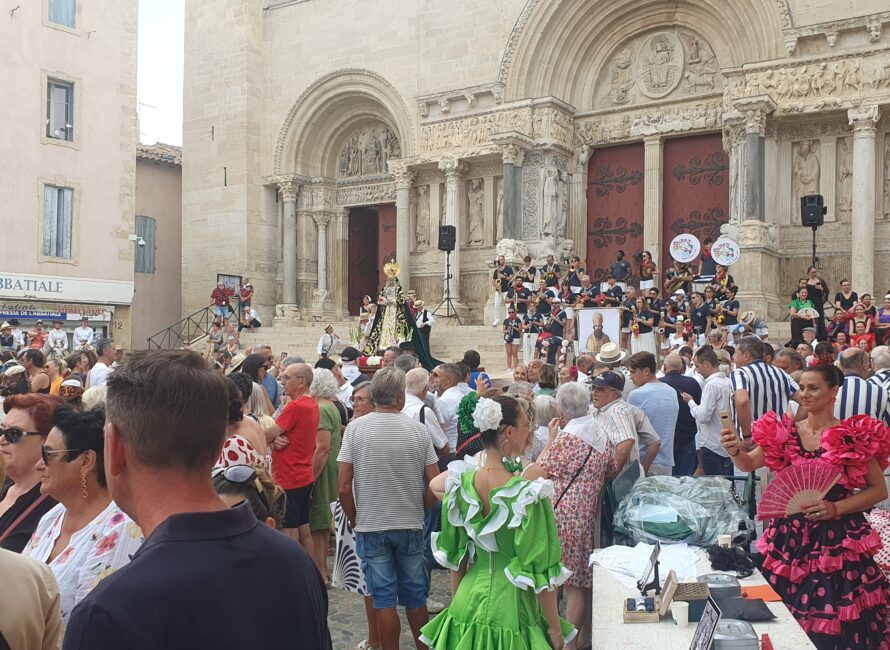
[722,113,747,231]
[438,158,468,307]
[313,213,331,295]
[492,133,533,241]
[849,105,880,296]
[569,145,591,264]
[331,208,349,317]
[733,96,777,221]
[643,137,663,265]
[818,137,837,223]
[278,180,300,306]
[389,161,416,292]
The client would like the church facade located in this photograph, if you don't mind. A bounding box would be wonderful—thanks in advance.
[183,0,890,324]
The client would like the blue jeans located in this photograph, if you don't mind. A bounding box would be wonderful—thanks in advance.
[424,502,442,574]
[700,447,735,476]
[214,305,229,319]
[671,435,698,477]
[355,529,429,609]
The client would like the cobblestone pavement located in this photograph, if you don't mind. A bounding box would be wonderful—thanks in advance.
[328,564,453,650]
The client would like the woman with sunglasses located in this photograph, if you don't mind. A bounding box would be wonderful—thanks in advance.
[0,394,62,551]
[212,464,286,529]
[22,405,142,622]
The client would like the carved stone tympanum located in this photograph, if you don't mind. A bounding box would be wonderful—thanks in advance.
[337,124,401,178]
[637,32,684,99]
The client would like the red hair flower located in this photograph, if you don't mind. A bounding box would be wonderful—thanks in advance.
[752,412,798,472]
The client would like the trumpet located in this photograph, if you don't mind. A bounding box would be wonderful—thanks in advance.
[656,327,665,334]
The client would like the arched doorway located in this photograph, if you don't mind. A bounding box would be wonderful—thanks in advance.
[346,203,397,314]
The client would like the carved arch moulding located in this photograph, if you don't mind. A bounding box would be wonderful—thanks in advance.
[273,68,415,177]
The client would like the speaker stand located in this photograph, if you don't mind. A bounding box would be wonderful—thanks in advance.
[434,249,463,325]
[810,225,819,270]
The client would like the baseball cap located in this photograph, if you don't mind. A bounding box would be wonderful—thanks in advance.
[339,346,361,363]
[590,370,624,392]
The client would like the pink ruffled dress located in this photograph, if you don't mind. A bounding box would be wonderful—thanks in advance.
[752,412,890,649]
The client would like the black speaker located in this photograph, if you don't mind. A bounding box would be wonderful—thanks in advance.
[438,225,456,252]
[800,194,827,227]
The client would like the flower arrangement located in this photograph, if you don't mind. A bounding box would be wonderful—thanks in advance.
[359,355,381,367]
[472,397,503,433]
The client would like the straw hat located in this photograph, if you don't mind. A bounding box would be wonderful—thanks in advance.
[414,300,424,308]
[739,310,757,326]
[227,353,247,373]
[595,342,628,364]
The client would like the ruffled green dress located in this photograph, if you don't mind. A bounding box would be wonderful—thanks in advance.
[420,458,576,649]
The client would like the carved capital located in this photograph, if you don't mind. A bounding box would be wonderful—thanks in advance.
[313,212,332,229]
[387,160,416,189]
[501,144,526,167]
[733,95,776,136]
[849,105,880,135]
[438,158,468,181]
[721,113,747,150]
[278,179,301,202]
[491,131,534,166]
[571,144,592,173]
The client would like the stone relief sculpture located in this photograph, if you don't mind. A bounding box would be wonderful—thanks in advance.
[736,59,871,106]
[837,137,853,218]
[541,168,559,238]
[637,32,683,99]
[415,185,430,250]
[496,180,504,224]
[884,138,890,218]
[337,126,400,178]
[466,179,485,246]
[608,47,635,105]
[793,140,820,199]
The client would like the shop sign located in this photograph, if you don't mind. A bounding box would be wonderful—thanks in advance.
[0,272,134,304]
[0,300,113,321]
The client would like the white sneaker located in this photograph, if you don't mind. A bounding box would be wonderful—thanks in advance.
[355,641,380,650]
[427,598,446,614]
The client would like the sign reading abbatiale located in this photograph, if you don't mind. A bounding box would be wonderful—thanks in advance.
[0,273,134,305]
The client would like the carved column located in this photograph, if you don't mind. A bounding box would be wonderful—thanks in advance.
[278,180,300,306]
[438,159,468,305]
[313,213,331,297]
[734,96,776,221]
[643,137,663,266]
[849,105,880,296]
[722,114,747,227]
[569,145,591,265]
[492,133,532,240]
[331,208,350,317]
[389,161,416,292]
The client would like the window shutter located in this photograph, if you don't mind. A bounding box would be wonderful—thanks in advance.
[135,215,157,274]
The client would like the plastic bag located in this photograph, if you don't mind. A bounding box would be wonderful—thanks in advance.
[612,476,746,546]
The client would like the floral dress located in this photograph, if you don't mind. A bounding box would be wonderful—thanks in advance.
[752,413,890,649]
[420,457,575,649]
[538,430,615,588]
[23,501,143,622]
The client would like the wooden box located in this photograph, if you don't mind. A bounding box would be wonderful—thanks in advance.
[622,570,678,624]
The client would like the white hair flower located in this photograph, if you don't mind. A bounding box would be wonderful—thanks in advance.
[472,397,503,432]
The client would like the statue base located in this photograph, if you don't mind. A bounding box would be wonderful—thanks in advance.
[732,220,785,321]
[273,303,301,327]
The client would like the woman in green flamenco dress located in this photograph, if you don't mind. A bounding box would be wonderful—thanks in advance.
[421,394,575,649]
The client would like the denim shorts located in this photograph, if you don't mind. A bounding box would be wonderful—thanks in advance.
[214,306,229,318]
[355,529,429,609]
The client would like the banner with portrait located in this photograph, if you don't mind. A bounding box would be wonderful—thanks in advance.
[576,308,621,357]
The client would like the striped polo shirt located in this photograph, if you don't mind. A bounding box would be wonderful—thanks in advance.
[834,374,890,426]
[730,360,798,434]
[868,369,890,393]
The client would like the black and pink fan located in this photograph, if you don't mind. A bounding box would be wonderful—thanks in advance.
[757,459,842,520]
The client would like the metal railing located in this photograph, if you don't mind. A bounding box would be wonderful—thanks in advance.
[146,306,216,349]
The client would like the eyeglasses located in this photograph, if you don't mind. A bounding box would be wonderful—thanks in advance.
[41,445,85,465]
[212,464,269,510]
[0,425,42,444]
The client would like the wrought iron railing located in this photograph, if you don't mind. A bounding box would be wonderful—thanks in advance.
[146,306,216,349]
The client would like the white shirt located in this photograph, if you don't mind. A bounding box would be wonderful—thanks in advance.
[403,393,448,450]
[688,371,732,457]
[88,361,112,387]
[337,381,354,409]
[48,329,68,350]
[317,333,340,356]
[437,386,465,449]
[73,326,94,348]
[575,370,589,385]
[244,308,261,324]
[23,502,143,623]
[415,309,434,329]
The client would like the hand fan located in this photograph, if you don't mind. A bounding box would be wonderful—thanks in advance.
[757,459,842,520]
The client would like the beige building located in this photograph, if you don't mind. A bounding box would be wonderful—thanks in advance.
[183,0,890,326]
[133,144,183,348]
[0,0,138,348]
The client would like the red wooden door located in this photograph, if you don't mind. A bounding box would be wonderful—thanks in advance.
[586,143,645,284]
[377,203,397,288]
[661,133,729,271]
[348,208,379,315]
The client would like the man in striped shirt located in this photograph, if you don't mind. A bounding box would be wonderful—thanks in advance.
[869,346,890,392]
[730,335,801,439]
[835,347,890,425]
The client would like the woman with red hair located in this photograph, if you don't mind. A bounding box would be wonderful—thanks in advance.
[0,394,62,551]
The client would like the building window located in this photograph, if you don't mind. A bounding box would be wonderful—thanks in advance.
[135,215,157,274]
[46,80,74,141]
[48,0,76,28]
[43,185,73,258]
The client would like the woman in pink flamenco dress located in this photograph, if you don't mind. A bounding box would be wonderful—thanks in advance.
[721,363,890,649]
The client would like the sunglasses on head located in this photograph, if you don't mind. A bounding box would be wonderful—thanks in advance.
[41,445,84,465]
[212,464,269,511]
[0,425,42,444]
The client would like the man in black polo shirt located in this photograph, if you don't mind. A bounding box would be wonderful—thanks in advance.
[609,250,632,287]
[63,350,331,650]
[491,255,514,326]
[689,292,712,346]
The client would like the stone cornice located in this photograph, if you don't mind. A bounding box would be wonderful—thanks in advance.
[782,11,888,54]
[416,83,506,119]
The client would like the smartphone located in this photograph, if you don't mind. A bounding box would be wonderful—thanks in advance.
[280,352,287,359]
[719,410,743,439]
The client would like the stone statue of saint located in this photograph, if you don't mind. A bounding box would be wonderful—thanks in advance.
[467,179,484,246]
[553,171,568,239]
[793,140,820,198]
[496,181,504,225]
[541,168,560,237]
[338,140,351,177]
[364,134,382,175]
[416,185,430,250]
[837,138,853,217]
[384,129,401,159]
[348,136,361,176]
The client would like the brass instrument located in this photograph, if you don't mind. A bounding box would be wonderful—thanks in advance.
[665,264,692,294]
[656,327,665,334]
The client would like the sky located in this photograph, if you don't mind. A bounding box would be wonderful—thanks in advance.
[137,0,184,146]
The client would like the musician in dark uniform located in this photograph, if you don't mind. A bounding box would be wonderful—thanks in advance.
[514,254,537,286]
[502,307,522,370]
[689,292,712,346]
[491,255,514,326]
[664,260,694,296]
[508,278,533,316]
[540,254,561,288]
[566,256,585,295]
[577,275,601,309]
[602,276,624,307]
